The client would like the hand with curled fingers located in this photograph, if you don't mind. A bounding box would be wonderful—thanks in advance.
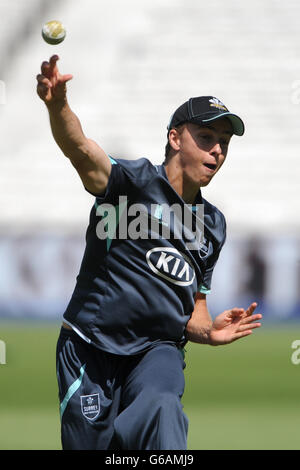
[36,55,73,105]
[209,302,262,346]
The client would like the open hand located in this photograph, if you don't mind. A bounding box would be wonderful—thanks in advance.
[209,302,262,346]
[36,55,73,105]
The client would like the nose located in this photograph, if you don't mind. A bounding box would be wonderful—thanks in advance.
[210,141,222,157]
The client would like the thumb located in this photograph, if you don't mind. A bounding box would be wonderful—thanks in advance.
[60,73,73,83]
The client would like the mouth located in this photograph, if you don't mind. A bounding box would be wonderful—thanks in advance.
[203,163,217,172]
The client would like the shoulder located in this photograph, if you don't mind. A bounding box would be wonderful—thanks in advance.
[110,156,158,181]
[202,197,226,245]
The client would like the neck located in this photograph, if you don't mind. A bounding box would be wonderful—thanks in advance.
[164,159,200,204]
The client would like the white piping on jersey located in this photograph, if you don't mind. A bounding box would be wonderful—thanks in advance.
[63,319,92,344]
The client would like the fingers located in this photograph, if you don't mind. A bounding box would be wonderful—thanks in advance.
[229,302,259,320]
[238,321,261,333]
[245,302,258,316]
[228,307,245,318]
[233,321,262,341]
[36,73,52,100]
[49,54,59,66]
[241,313,262,325]
[231,330,253,342]
[238,313,262,336]
[36,74,52,88]
[40,55,73,84]
[227,308,262,339]
[36,56,73,102]
[41,55,59,78]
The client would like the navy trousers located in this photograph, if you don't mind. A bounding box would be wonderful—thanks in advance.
[56,327,188,450]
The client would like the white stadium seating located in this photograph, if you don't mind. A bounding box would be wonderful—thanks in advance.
[0,0,299,232]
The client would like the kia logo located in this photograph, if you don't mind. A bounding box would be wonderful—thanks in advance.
[146,247,195,286]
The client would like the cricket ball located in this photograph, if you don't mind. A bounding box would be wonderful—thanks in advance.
[42,20,66,45]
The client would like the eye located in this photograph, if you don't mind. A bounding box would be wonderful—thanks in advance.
[199,133,212,141]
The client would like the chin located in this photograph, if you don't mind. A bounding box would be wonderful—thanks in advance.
[199,177,213,187]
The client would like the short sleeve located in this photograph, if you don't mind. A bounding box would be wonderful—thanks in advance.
[85,156,154,204]
[84,156,126,203]
[198,213,226,295]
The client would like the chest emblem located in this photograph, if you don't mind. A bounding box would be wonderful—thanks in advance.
[146,247,195,286]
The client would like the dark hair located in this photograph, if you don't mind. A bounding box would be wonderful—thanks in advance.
[164,141,171,160]
[164,123,186,162]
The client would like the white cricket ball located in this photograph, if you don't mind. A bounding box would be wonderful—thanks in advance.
[42,20,66,45]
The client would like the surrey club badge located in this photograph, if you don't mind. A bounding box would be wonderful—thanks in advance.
[80,394,100,420]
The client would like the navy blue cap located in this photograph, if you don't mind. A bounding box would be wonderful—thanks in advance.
[167,96,245,136]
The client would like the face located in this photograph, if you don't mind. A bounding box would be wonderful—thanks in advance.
[169,118,233,187]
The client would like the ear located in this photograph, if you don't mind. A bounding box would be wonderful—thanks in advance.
[168,128,181,152]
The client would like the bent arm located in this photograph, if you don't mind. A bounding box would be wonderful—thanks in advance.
[185,293,262,347]
[185,292,213,345]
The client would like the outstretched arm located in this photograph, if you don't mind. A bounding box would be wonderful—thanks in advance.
[36,54,111,195]
[185,293,262,346]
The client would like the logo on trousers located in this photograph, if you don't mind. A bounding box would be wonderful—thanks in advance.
[80,394,100,420]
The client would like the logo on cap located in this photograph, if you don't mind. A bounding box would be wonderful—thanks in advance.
[209,98,228,111]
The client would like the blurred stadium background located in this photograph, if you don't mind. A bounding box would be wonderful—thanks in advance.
[0,0,299,450]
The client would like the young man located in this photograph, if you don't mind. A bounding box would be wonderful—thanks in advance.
[36,55,262,450]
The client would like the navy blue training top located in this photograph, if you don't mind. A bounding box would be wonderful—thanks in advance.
[63,157,226,355]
